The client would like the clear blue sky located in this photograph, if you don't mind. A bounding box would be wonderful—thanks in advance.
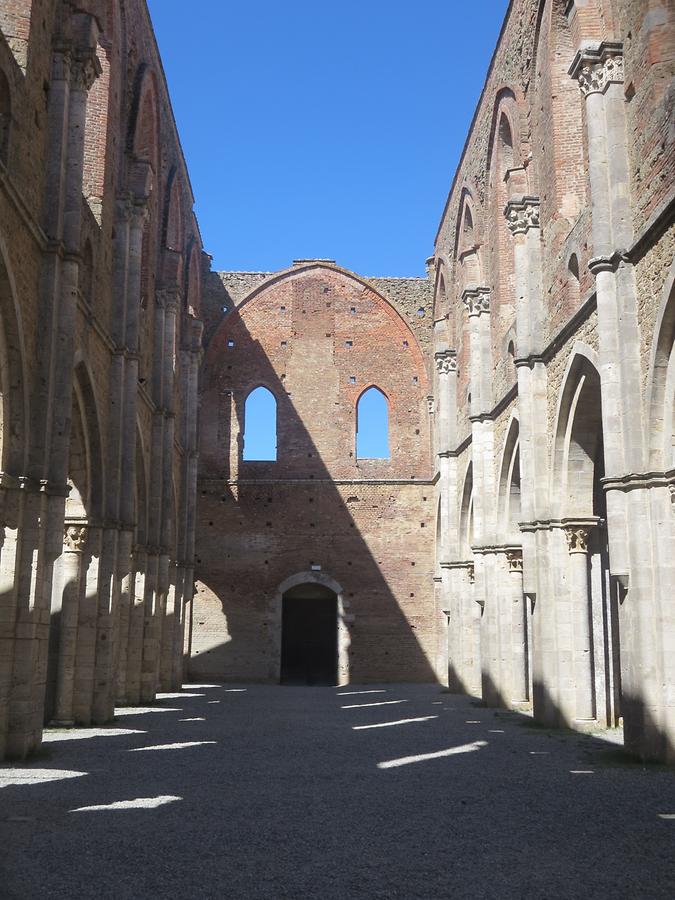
[148,1,509,277]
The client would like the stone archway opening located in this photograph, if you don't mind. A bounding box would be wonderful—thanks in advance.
[280,583,338,686]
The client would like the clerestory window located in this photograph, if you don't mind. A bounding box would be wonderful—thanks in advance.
[356,386,389,460]
[243,386,277,461]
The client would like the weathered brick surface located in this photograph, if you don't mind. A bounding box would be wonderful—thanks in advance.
[0,0,203,758]
[194,263,440,683]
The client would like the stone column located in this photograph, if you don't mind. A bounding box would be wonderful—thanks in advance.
[6,19,101,757]
[140,548,161,702]
[72,525,102,724]
[0,479,21,758]
[124,546,147,704]
[569,42,673,757]
[114,527,134,703]
[564,522,597,722]
[51,524,88,725]
[506,548,528,705]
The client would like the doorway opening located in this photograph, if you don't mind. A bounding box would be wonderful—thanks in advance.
[280,583,338,685]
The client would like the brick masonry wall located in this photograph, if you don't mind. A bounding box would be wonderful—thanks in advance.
[193,263,440,683]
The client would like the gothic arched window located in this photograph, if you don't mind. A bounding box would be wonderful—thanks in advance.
[243,386,277,461]
[356,386,389,459]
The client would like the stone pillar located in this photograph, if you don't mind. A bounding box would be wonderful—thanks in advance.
[569,42,674,758]
[506,548,528,705]
[564,522,597,722]
[159,560,177,691]
[114,527,134,703]
[0,479,21,758]
[51,524,88,725]
[6,18,101,757]
[140,548,161,702]
[124,546,147,704]
[72,525,102,724]
[171,562,187,688]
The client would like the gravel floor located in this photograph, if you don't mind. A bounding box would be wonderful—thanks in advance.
[1,683,674,900]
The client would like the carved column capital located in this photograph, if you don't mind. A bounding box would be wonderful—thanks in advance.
[563,523,594,553]
[70,51,102,92]
[64,524,88,552]
[461,286,490,317]
[505,548,523,573]
[504,197,540,235]
[434,349,457,375]
[569,41,624,96]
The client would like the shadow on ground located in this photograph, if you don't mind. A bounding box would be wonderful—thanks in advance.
[1,683,674,900]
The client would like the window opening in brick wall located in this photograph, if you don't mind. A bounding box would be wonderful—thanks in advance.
[243,386,277,461]
[356,386,389,460]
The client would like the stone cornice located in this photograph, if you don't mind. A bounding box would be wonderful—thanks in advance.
[602,469,675,493]
[520,516,603,534]
[504,196,540,235]
[588,250,629,275]
[569,41,624,96]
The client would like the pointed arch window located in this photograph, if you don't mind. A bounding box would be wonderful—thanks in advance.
[356,386,389,460]
[243,386,277,461]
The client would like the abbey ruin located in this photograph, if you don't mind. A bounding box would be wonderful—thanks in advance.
[0,0,674,773]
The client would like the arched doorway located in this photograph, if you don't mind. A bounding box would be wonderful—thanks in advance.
[273,572,349,686]
[280,583,338,685]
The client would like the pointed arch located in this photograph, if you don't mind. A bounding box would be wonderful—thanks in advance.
[356,385,390,460]
[163,166,184,253]
[486,88,527,191]
[459,460,474,556]
[646,259,675,469]
[65,363,104,522]
[185,238,201,315]
[243,386,277,462]
[551,345,604,517]
[497,413,521,542]
[454,188,484,289]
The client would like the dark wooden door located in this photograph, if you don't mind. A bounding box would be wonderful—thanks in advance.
[280,595,338,685]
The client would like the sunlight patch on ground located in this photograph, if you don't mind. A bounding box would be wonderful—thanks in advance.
[658,814,675,820]
[352,716,438,730]
[114,707,181,716]
[179,718,205,722]
[71,795,182,812]
[223,688,247,692]
[155,692,205,699]
[0,769,88,788]
[341,700,407,709]
[207,700,221,704]
[43,728,145,742]
[377,740,488,769]
[127,741,217,752]
[337,690,387,696]
[570,770,594,774]
[183,684,221,689]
